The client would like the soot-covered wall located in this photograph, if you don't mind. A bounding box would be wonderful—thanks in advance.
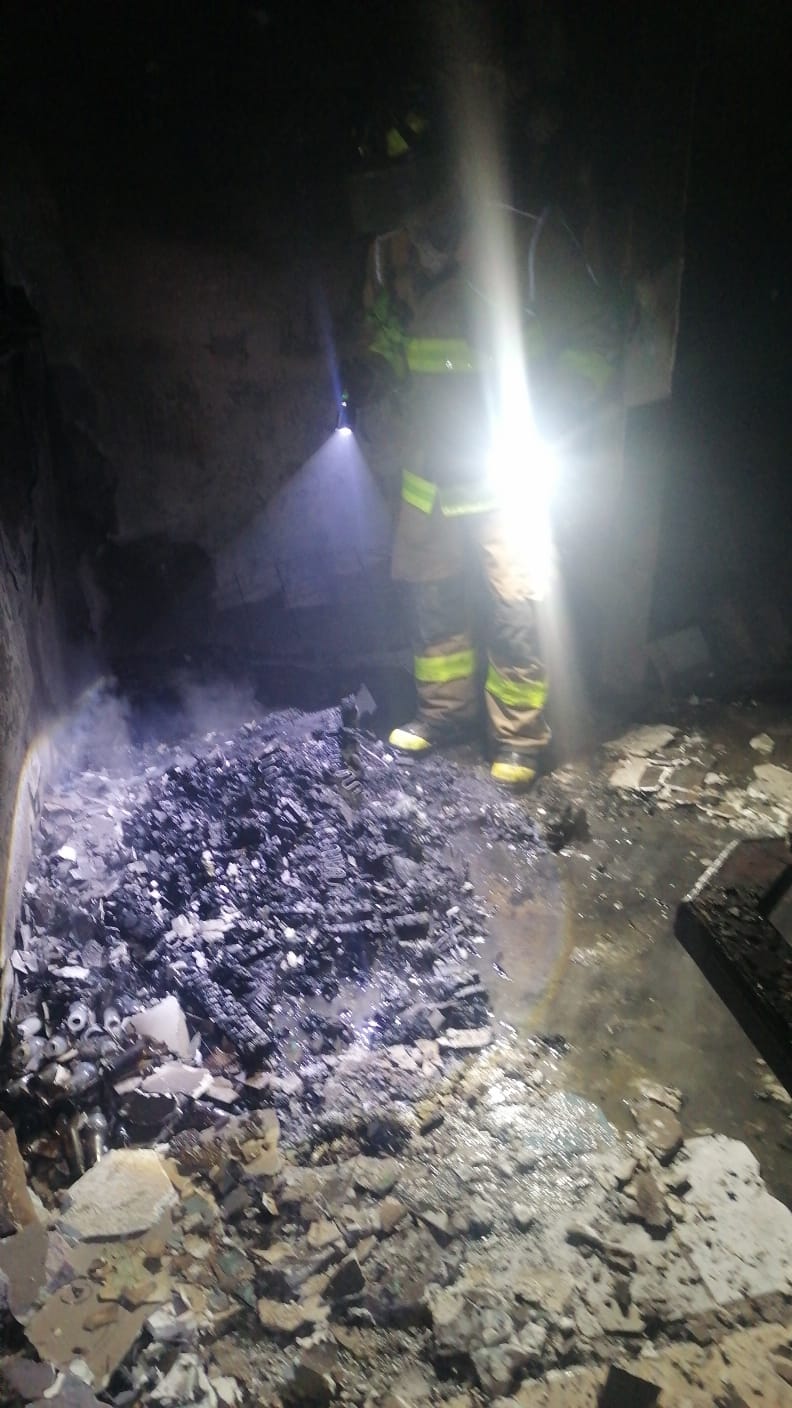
[0,293,90,1026]
[0,6,399,665]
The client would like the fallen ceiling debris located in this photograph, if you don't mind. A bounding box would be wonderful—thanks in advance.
[605,720,792,834]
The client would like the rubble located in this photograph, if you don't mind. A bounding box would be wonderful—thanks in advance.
[603,716,792,834]
[752,761,792,809]
[129,997,192,1060]
[0,1114,38,1234]
[630,1096,684,1166]
[2,705,792,1403]
[2,709,498,1173]
[750,732,776,755]
[58,1148,177,1240]
[604,725,678,757]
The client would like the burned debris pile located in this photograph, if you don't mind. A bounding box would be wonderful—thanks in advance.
[4,704,792,1404]
[2,709,493,1190]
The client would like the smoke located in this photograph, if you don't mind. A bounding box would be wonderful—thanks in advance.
[50,679,134,780]
[48,674,269,783]
[175,677,262,739]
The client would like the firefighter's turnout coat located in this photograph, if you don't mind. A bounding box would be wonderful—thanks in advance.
[364,206,623,752]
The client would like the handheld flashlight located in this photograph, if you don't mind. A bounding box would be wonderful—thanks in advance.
[335,390,355,436]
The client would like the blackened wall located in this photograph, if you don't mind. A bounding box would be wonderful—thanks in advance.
[0,305,90,1025]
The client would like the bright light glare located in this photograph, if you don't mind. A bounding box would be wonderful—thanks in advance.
[487,400,558,599]
[487,419,558,516]
[335,426,353,438]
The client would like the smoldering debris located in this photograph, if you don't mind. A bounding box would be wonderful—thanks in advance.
[2,705,497,1188]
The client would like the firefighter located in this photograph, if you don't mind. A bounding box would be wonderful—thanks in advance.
[352,174,622,788]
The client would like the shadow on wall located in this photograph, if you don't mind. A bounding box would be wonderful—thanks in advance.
[94,536,215,661]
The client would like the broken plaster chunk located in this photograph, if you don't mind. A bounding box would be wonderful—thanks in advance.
[307,1218,343,1251]
[609,757,669,792]
[151,1352,217,1405]
[472,1326,548,1397]
[0,1112,40,1234]
[129,996,191,1060]
[752,762,792,809]
[631,1100,684,1166]
[634,1081,683,1113]
[750,732,775,756]
[141,1062,213,1098]
[206,1075,239,1105]
[429,1284,513,1355]
[26,1290,151,1388]
[243,1146,282,1178]
[379,1196,408,1233]
[511,1202,536,1232]
[605,724,677,757]
[437,1026,492,1051]
[419,1208,451,1243]
[145,1301,200,1344]
[257,1297,312,1335]
[58,1149,177,1240]
[210,1376,242,1407]
[352,1156,400,1196]
[627,1170,672,1236]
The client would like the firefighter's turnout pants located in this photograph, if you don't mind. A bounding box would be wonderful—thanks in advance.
[392,480,550,754]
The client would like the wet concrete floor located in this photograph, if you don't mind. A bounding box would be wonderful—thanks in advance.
[457,709,792,1209]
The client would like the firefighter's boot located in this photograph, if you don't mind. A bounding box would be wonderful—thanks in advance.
[389,717,473,755]
[490,747,541,789]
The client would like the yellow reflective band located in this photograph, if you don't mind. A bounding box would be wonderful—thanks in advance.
[406,338,477,373]
[485,663,548,710]
[401,470,437,514]
[389,726,432,753]
[558,346,615,394]
[414,649,476,684]
[439,484,498,517]
[491,759,537,787]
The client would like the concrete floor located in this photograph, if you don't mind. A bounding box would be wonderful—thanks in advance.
[454,701,792,1209]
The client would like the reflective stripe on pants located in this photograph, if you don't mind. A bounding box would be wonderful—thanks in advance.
[395,506,551,751]
[485,661,548,711]
[412,626,477,730]
[415,648,476,684]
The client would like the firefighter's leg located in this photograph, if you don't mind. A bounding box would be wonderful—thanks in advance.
[390,493,475,753]
[472,511,551,787]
